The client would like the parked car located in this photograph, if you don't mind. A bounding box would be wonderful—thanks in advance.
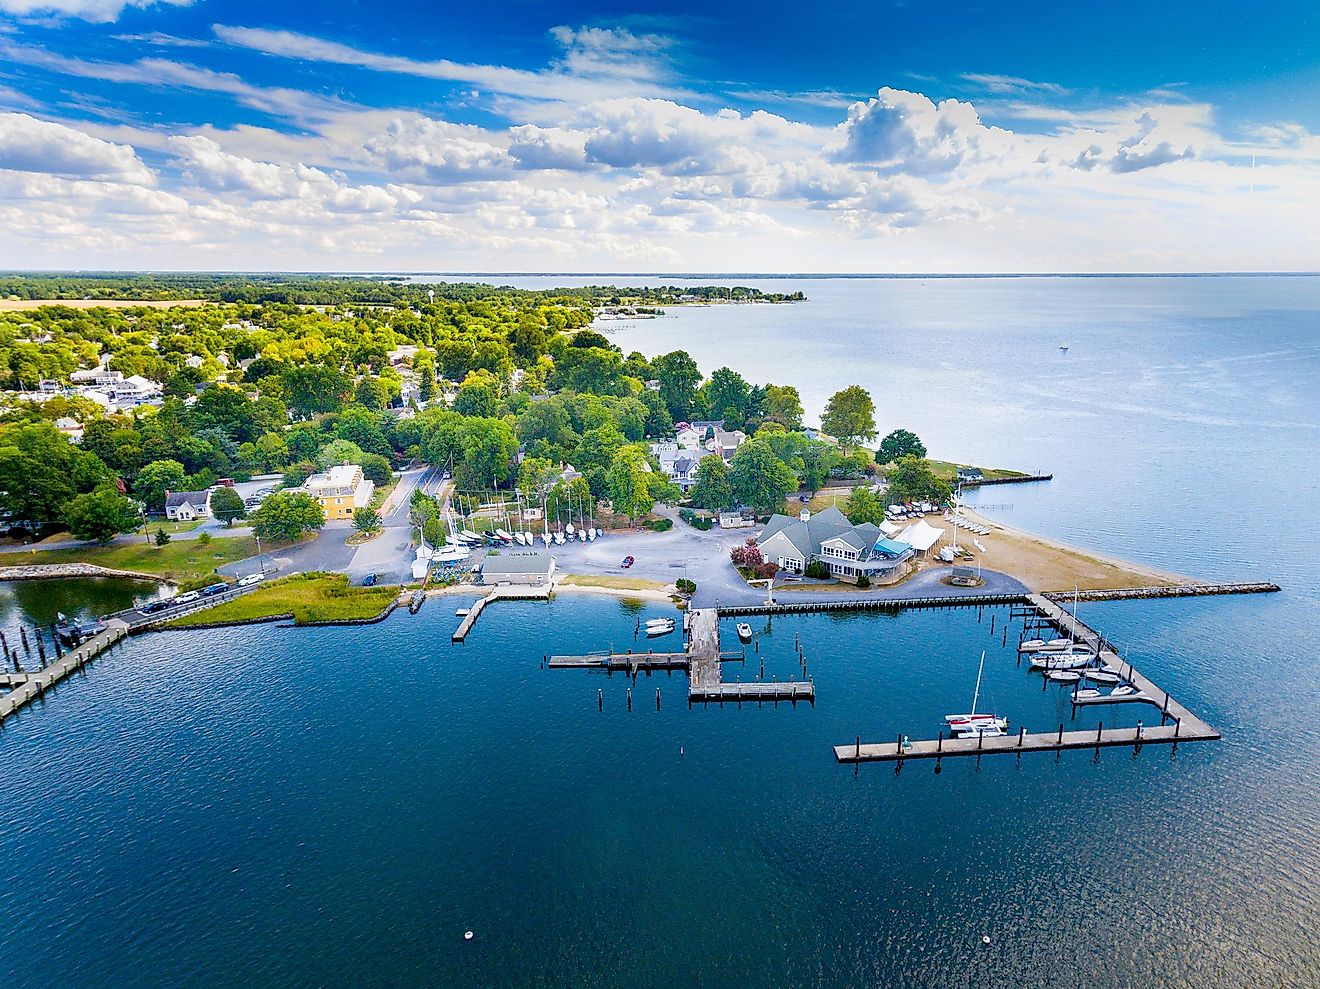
[200,581,230,597]
[237,573,265,587]
[141,598,173,614]
[621,556,635,569]
[175,591,201,605]
[362,573,377,586]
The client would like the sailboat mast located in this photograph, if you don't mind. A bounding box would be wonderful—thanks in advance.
[970,650,986,716]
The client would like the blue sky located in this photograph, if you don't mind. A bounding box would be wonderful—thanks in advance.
[1,0,1318,271]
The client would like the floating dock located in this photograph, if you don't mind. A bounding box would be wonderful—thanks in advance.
[0,619,128,725]
[547,608,812,705]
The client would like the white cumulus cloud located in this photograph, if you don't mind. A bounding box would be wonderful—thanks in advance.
[0,0,191,24]
[0,112,153,184]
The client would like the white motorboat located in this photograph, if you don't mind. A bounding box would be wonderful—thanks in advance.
[736,623,753,643]
[1073,688,1101,699]
[645,621,676,638]
[455,608,470,617]
[945,651,1008,735]
[1047,670,1082,683]
[1019,639,1048,652]
[1029,653,1093,670]
[1083,669,1121,684]
[1110,684,1141,697]
[645,617,674,628]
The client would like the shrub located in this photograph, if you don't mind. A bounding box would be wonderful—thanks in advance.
[679,509,712,531]
[197,532,212,546]
[645,517,674,532]
[757,562,778,579]
[857,574,871,588]
[805,560,830,579]
[676,578,696,595]
[730,542,763,568]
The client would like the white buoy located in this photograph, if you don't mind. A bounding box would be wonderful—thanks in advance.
[982,935,991,945]
[464,931,474,941]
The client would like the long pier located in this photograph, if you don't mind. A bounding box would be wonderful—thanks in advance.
[0,619,128,725]
[717,592,1024,617]
[835,592,1221,763]
[547,608,813,705]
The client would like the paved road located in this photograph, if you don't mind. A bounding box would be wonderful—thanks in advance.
[344,466,434,585]
[216,522,355,581]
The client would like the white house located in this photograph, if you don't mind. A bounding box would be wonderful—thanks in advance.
[757,506,915,585]
[164,489,211,521]
[649,442,712,490]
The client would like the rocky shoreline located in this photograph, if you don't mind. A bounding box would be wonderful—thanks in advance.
[0,563,171,583]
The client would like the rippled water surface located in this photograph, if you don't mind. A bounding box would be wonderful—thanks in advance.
[2,276,1317,988]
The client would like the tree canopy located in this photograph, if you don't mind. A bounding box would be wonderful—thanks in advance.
[821,385,877,451]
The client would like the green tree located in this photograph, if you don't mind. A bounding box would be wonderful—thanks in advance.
[652,350,701,420]
[316,438,365,470]
[729,438,798,516]
[704,367,751,421]
[877,428,927,463]
[154,527,170,547]
[517,456,556,500]
[0,421,108,527]
[63,486,142,544]
[799,440,838,495]
[606,447,654,524]
[133,459,187,512]
[358,453,392,487]
[456,417,519,489]
[573,424,625,475]
[886,455,953,505]
[352,506,382,534]
[210,485,247,527]
[821,385,877,451]
[282,365,351,417]
[453,377,501,417]
[762,384,804,430]
[842,486,887,526]
[354,377,390,410]
[251,491,325,542]
[688,455,735,511]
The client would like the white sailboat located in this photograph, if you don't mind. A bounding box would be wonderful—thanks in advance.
[945,651,1008,736]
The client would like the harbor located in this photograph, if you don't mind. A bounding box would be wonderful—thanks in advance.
[0,619,129,725]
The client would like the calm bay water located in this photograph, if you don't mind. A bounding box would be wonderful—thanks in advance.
[2,276,1318,987]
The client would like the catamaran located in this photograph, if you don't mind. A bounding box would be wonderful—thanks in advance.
[945,651,1008,737]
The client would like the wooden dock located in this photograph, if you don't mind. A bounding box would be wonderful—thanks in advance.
[835,591,1221,763]
[835,721,1216,763]
[453,585,552,641]
[717,592,1025,617]
[545,608,812,704]
[0,619,128,725]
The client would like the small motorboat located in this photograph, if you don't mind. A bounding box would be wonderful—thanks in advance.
[1084,669,1121,684]
[645,620,676,638]
[1073,688,1101,699]
[455,608,470,617]
[645,616,674,627]
[1019,639,1047,652]
[736,623,753,643]
[1047,670,1082,683]
[1110,684,1141,697]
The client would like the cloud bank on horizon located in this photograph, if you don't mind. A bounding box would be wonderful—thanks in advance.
[0,0,1318,272]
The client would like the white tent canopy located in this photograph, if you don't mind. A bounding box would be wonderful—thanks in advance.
[898,520,943,552]
[879,520,903,538]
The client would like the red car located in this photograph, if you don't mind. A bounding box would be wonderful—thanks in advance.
[621,556,635,569]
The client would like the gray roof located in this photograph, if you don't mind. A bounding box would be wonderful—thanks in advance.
[760,506,914,565]
[164,490,209,510]
[482,551,554,575]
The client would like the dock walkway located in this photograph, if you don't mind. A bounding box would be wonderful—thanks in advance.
[836,592,1221,763]
[0,619,128,725]
[453,584,552,642]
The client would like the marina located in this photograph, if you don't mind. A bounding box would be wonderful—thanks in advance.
[835,591,1222,763]
[0,619,129,725]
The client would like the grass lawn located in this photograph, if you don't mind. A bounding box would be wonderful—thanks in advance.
[10,536,262,586]
[559,574,667,592]
[369,479,397,511]
[165,572,399,626]
[33,519,204,545]
[925,459,1027,482]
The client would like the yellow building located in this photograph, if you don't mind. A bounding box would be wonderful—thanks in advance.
[302,464,374,520]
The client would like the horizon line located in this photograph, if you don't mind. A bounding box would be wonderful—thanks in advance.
[4,269,1320,280]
